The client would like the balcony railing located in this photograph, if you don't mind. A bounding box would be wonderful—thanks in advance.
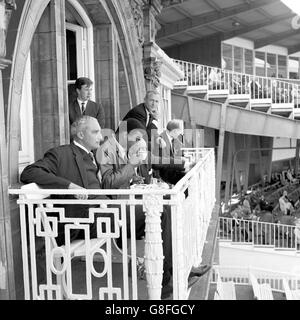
[173,59,298,117]
[211,265,300,293]
[219,216,300,251]
[9,148,215,300]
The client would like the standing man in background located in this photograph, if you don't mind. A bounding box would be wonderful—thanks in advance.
[69,77,105,128]
[121,90,166,151]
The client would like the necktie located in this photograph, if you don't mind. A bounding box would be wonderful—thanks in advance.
[89,152,102,184]
[146,112,153,128]
[88,152,97,167]
[171,138,175,155]
[148,114,154,126]
[81,102,86,114]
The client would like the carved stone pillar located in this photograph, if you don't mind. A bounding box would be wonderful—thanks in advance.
[143,193,164,300]
[143,0,162,43]
[0,0,16,57]
[130,0,145,47]
[143,53,162,91]
[142,0,162,91]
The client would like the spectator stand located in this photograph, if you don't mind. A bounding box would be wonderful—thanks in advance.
[213,267,236,300]
[249,272,274,300]
[282,278,300,300]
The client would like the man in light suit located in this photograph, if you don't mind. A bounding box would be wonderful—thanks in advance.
[69,77,105,128]
[155,119,188,185]
[20,116,109,245]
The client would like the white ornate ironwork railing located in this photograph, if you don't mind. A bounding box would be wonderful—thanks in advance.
[9,148,215,300]
[219,216,300,251]
[211,265,300,293]
[173,59,297,116]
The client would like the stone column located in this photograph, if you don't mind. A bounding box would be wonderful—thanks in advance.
[0,58,15,300]
[30,0,68,159]
[143,193,164,300]
[142,0,163,91]
[94,24,119,130]
[0,0,16,300]
[295,139,300,176]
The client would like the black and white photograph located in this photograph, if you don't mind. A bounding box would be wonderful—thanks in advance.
[1,0,300,306]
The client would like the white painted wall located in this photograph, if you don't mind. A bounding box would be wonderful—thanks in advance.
[272,137,296,161]
[223,37,254,50]
[219,242,300,274]
[258,45,288,56]
[223,38,288,56]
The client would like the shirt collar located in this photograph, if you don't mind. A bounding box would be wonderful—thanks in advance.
[73,140,90,154]
[145,105,153,126]
[166,130,173,144]
[77,98,88,106]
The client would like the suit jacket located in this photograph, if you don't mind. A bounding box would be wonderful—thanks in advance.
[123,103,151,128]
[21,143,100,189]
[122,103,159,146]
[96,137,136,190]
[20,143,106,217]
[159,131,183,158]
[69,99,105,128]
[154,131,185,185]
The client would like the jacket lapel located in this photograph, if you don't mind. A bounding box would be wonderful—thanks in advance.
[71,144,89,188]
[85,100,91,115]
[162,131,173,156]
[74,100,82,117]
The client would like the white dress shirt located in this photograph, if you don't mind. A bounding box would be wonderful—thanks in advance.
[77,99,88,113]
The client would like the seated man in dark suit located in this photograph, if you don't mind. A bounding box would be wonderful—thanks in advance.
[69,77,105,128]
[97,119,210,299]
[20,115,109,245]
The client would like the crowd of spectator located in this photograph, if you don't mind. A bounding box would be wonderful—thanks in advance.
[221,168,300,246]
[186,64,296,104]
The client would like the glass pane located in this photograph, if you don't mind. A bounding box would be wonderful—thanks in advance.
[223,57,232,70]
[245,62,253,75]
[278,66,287,78]
[234,59,243,73]
[278,55,287,66]
[288,57,299,79]
[234,46,243,60]
[267,53,276,65]
[244,49,253,62]
[66,29,78,81]
[276,55,287,78]
[255,51,266,76]
[266,53,276,77]
[222,43,232,58]
[289,72,298,79]
[233,47,243,73]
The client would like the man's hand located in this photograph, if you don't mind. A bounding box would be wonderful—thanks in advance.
[132,175,145,184]
[68,182,88,200]
[128,153,142,166]
[128,139,148,166]
[183,160,196,173]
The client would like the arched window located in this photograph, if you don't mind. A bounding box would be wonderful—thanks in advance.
[18,0,95,172]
